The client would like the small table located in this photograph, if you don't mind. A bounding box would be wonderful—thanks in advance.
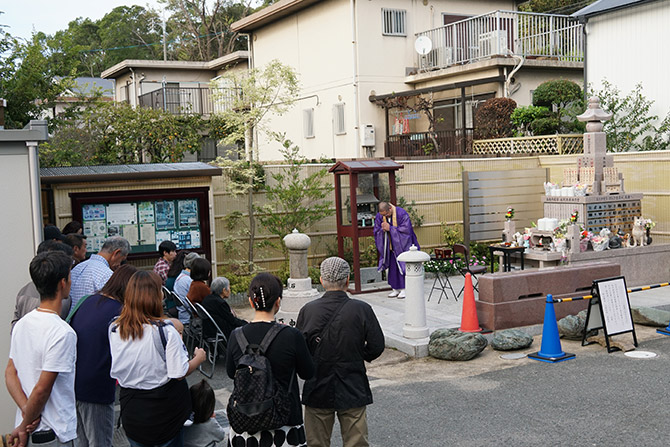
[488,245,526,273]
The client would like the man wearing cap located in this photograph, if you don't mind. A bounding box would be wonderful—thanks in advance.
[296,257,385,447]
[374,201,419,299]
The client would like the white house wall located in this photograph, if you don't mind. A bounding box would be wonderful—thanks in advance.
[586,1,670,126]
[249,0,517,161]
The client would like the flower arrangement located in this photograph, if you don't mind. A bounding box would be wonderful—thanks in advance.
[553,219,569,239]
[570,210,579,224]
[644,219,656,230]
[505,207,515,220]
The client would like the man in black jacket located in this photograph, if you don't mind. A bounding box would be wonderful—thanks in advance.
[296,257,385,447]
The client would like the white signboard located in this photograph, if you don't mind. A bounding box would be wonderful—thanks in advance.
[596,277,634,334]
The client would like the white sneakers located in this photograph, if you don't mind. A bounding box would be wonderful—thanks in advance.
[388,289,406,298]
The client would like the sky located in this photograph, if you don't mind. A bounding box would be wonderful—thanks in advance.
[1,0,164,41]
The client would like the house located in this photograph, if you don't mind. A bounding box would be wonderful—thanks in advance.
[572,0,668,127]
[231,0,584,161]
[41,77,114,120]
[100,51,249,161]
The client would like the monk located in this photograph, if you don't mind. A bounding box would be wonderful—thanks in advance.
[374,201,419,298]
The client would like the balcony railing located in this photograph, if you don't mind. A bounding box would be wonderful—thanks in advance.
[138,86,238,116]
[385,130,474,158]
[416,10,583,71]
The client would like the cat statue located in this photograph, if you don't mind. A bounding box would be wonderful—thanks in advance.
[629,217,646,247]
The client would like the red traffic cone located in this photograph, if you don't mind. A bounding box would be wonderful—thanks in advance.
[459,273,482,332]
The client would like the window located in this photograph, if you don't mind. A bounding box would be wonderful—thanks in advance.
[303,108,315,138]
[333,103,346,135]
[382,8,406,36]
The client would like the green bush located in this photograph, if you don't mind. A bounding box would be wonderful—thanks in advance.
[441,224,463,247]
[530,117,561,135]
[474,97,517,139]
[532,80,582,109]
[530,79,584,134]
[510,106,550,133]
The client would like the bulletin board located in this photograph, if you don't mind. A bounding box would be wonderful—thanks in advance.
[70,187,211,260]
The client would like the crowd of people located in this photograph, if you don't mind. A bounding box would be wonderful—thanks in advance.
[7,220,386,447]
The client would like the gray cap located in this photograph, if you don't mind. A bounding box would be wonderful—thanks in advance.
[184,252,200,269]
[320,257,350,282]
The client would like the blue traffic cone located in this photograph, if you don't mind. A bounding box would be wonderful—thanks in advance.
[528,294,576,363]
[657,322,670,336]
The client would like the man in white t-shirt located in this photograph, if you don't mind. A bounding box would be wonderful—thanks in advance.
[6,251,77,447]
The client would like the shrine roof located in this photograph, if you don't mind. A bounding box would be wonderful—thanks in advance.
[329,159,403,174]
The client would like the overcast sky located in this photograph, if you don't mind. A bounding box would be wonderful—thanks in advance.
[2,0,164,41]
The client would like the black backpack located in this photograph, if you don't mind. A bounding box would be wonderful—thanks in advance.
[227,323,293,434]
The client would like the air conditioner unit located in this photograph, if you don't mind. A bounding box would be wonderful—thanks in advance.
[424,47,453,70]
[478,31,508,57]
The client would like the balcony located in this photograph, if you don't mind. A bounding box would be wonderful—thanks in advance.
[385,129,474,158]
[416,10,583,71]
[138,86,238,116]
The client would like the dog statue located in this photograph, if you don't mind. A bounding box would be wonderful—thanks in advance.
[629,217,646,247]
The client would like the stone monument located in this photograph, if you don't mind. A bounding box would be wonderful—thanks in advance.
[276,229,319,325]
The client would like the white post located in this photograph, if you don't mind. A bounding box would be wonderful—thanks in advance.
[397,245,430,339]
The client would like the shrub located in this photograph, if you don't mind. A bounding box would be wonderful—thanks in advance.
[474,97,517,139]
[532,80,582,109]
[510,106,551,134]
[531,79,584,134]
[530,117,560,135]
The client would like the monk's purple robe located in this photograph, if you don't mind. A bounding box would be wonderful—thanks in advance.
[374,206,420,290]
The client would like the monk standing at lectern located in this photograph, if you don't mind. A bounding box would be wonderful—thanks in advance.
[374,202,419,299]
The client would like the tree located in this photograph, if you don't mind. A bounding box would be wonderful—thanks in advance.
[528,79,584,135]
[213,59,300,271]
[519,0,596,14]
[256,134,334,255]
[39,102,205,166]
[160,0,254,60]
[590,80,670,152]
[474,97,517,139]
[0,33,72,129]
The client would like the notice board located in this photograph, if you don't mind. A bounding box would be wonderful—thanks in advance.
[70,187,211,260]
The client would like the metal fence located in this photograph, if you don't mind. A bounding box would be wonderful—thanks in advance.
[416,10,583,71]
[385,129,474,158]
[138,86,239,116]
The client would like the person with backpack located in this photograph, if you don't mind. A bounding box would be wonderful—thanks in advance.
[109,271,206,447]
[225,273,314,447]
[69,264,137,447]
[296,257,385,447]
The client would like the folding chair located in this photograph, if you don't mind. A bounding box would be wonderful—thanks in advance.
[172,291,201,355]
[453,243,487,298]
[194,303,228,378]
[161,286,180,318]
[427,257,457,303]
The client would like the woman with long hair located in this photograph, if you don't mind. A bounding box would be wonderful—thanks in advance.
[109,270,206,447]
[70,264,137,446]
[226,273,315,447]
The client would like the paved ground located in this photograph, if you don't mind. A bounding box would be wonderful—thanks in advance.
[113,275,670,446]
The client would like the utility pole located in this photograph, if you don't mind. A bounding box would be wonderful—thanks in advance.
[162,17,167,61]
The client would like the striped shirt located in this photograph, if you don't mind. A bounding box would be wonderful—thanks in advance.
[70,254,113,308]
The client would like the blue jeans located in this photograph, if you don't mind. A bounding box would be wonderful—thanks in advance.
[75,400,114,447]
[127,428,183,447]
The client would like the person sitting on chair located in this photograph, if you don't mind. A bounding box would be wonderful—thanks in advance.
[201,277,247,341]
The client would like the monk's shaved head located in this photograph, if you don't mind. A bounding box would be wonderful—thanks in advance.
[378,202,391,212]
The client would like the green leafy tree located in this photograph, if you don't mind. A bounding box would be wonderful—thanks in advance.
[519,0,596,14]
[213,60,300,271]
[529,79,584,135]
[40,102,204,166]
[256,134,334,255]
[590,80,670,152]
[511,105,551,135]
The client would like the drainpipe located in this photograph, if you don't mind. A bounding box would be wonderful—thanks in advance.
[350,0,361,158]
[580,18,588,101]
[129,67,137,108]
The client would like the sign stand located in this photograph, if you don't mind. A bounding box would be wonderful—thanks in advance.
[582,276,638,353]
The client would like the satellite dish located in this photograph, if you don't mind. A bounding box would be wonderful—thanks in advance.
[414,36,432,55]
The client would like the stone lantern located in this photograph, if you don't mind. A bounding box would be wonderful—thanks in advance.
[276,229,319,325]
[396,245,430,339]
